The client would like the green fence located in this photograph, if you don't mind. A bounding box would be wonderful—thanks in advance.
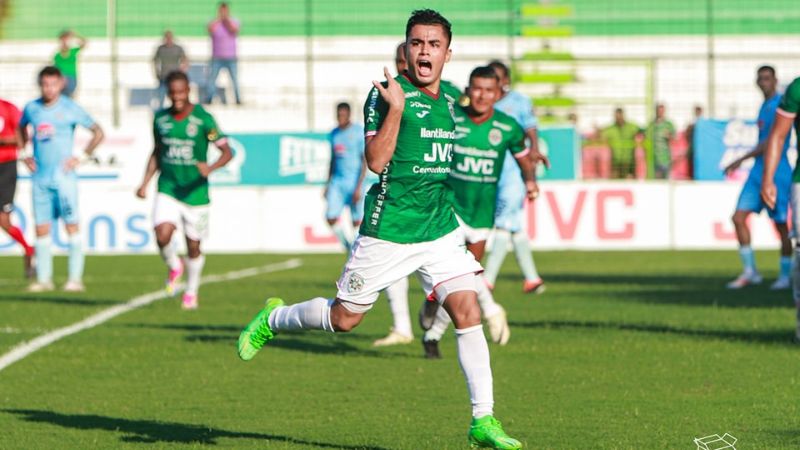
[2,0,798,40]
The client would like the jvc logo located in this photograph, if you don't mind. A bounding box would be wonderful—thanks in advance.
[166,145,193,159]
[423,143,453,163]
[456,156,494,175]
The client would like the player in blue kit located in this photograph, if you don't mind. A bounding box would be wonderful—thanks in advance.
[325,102,370,251]
[483,61,549,294]
[20,66,104,292]
[724,65,792,290]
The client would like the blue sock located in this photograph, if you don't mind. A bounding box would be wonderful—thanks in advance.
[739,246,756,274]
[35,236,52,284]
[68,234,84,282]
[780,256,792,279]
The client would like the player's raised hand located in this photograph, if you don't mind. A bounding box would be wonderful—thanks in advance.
[135,185,147,199]
[197,162,211,178]
[761,179,777,210]
[373,67,405,112]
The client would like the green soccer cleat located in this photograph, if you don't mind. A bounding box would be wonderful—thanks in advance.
[237,297,285,361]
[468,416,522,449]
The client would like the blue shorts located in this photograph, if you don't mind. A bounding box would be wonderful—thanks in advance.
[494,181,526,233]
[33,177,79,225]
[736,175,790,223]
[326,181,365,223]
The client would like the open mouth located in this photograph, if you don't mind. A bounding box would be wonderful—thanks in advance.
[417,60,433,77]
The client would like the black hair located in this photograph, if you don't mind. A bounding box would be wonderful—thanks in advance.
[487,60,510,78]
[469,66,500,85]
[336,102,351,112]
[757,65,776,77]
[165,70,190,85]
[38,66,62,82]
[405,9,452,46]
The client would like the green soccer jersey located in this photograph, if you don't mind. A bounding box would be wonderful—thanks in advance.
[440,79,464,107]
[154,105,225,206]
[449,108,526,229]
[779,77,800,182]
[360,74,459,243]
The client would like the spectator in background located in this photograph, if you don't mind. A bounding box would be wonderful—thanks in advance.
[205,2,242,105]
[53,30,86,98]
[395,42,407,74]
[153,30,188,109]
[647,103,676,179]
[602,107,641,179]
[685,105,704,179]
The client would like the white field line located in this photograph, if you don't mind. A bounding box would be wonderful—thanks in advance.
[0,258,302,373]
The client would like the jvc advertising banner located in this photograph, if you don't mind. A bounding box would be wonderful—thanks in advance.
[213,126,580,186]
[693,118,796,181]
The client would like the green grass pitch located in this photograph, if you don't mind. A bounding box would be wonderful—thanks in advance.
[0,250,797,449]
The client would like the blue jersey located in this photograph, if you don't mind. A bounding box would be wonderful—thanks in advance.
[329,123,365,189]
[20,95,95,183]
[749,93,792,185]
[495,90,537,192]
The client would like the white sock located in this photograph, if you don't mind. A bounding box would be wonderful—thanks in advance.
[455,324,494,418]
[792,248,800,305]
[384,277,413,337]
[331,222,353,251]
[268,297,335,332]
[476,274,502,318]
[159,241,181,271]
[511,231,540,281]
[423,304,452,342]
[484,229,511,286]
[185,254,205,295]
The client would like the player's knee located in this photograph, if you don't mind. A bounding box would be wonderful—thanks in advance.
[326,218,338,226]
[732,212,746,227]
[330,302,365,332]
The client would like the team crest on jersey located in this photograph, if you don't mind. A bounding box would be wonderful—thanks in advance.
[208,129,219,141]
[347,272,365,293]
[186,123,198,137]
[488,128,503,146]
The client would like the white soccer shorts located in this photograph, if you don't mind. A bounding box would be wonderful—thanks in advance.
[152,193,210,241]
[335,228,483,311]
[455,214,491,244]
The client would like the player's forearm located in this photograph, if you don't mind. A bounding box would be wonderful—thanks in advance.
[526,128,539,154]
[208,144,233,172]
[763,116,793,182]
[365,109,402,173]
[516,155,536,183]
[84,126,105,156]
[140,153,159,187]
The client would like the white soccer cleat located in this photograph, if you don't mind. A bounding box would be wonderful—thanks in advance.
[63,280,86,292]
[725,272,763,289]
[372,329,413,347]
[486,307,510,346]
[770,277,791,291]
[27,281,55,293]
[181,293,198,310]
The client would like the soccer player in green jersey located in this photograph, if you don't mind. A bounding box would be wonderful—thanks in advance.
[762,75,800,339]
[136,71,232,310]
[237,10,522,449]
[422,66,536,358]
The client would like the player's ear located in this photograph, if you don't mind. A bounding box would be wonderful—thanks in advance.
[445,48,452,64]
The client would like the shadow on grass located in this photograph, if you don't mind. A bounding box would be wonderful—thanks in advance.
[0,293,120,306]
[506,273,792,309]
[3,409,389,449]
[510,319,797,347]
[119,323,414,359]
